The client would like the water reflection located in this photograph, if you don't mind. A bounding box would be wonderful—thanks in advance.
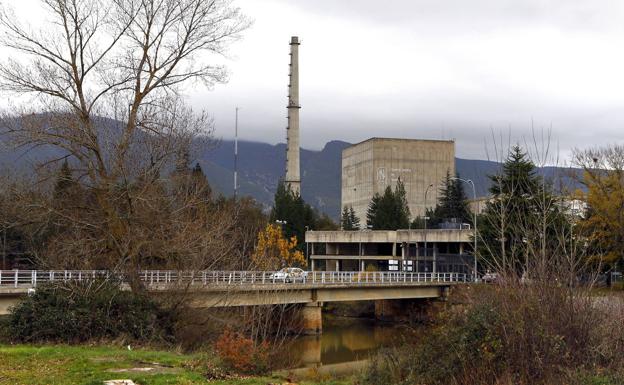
[278,315,411,372]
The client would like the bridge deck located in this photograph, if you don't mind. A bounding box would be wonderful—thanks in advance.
[0,270,468,313]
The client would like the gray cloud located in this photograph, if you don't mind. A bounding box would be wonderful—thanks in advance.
[190,0,624,161]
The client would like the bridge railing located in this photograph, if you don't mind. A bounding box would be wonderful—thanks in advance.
[0,270,469,288]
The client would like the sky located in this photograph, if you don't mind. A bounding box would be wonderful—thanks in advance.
[5,0,624,161]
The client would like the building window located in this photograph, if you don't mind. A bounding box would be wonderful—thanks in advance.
[389,259,399,271]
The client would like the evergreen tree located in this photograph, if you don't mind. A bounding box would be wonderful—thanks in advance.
[349,206,360,230]
[271,181,316,251]
[53,160,77,202]
[341,206,352,230]
[393,178,411,228]
[429,170,472,228]
[190,162,212,200]
[341,205,360,230]
[366,193,382,229]
[478,145,565,275]
[449,174,472,224]
[410,207,435,229]
[366,179,411,230]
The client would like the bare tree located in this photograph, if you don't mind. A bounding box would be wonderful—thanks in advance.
[479,126,592,285]
[0,0,250,282]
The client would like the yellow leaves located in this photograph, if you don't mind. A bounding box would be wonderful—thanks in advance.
[579,170,624,264]
[251,224,306,270]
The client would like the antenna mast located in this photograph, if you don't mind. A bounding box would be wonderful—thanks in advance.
[234,106,239,199]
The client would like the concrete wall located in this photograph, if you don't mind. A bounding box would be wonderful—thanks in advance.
[306,229,472,244]
[342,138,455,224]
[0,283,453,315]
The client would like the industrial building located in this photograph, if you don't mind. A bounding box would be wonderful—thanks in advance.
[341,138,455,226]
[305,229,474,274]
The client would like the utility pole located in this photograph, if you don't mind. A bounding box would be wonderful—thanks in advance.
[234,107,239,199]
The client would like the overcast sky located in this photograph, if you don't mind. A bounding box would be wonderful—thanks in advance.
[6,0,624,161]
[188,0,624,161]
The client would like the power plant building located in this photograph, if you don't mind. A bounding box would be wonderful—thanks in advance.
[342,138,455,226]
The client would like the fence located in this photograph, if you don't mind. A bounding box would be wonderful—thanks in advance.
[0,270,469,288]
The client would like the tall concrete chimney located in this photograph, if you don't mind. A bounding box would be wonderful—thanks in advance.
[285,36,301,195]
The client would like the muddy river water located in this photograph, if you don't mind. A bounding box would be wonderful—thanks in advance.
[276,315,416,376]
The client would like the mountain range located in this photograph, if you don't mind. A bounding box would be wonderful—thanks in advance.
[198,139,584,219]
[1,133,583,220]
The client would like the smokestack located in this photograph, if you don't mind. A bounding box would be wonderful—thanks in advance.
[285,36,301,195]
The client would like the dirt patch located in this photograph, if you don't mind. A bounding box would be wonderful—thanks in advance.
[106,366,181,374]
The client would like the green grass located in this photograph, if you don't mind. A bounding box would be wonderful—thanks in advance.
[0,344,353,385]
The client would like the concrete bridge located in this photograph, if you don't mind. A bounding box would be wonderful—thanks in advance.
[0,270,469,333]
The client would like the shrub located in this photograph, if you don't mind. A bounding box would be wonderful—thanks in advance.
[214,328,269,374]
[362,284,624,385]
[8,280,172,343]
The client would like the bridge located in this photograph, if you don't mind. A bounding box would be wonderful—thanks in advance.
[0,270,469,333]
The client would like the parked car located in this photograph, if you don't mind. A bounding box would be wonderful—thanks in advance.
[269,267,308,282]
[482,272,499,284]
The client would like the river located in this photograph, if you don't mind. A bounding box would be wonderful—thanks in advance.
[276,315,416,377]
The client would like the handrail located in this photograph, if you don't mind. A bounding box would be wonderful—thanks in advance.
[0,270,470,288]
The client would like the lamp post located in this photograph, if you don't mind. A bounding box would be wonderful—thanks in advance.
[275,220,288,268]
[406,220,411,272]
[424,183,434,272]
[450,177,478,281]
[304,225,310,270]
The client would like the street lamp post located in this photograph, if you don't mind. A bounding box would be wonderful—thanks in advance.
[450,177,478,281]
[275,220,289,269]
[424,183,434,273]
[304,225,310,270]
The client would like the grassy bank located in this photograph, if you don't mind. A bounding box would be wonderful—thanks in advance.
[0,345,352,385]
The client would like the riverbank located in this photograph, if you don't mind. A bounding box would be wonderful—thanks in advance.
[0,344,354,385]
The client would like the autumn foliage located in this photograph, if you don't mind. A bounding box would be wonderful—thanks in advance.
[214,328,269,374]
[573,145,624,269]
[251,224,306,270]
[576,170,624,266]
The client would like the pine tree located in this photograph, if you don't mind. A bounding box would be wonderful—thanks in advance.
[349,206,360,230]
[341,206,352,230]
[53,160,76,201]
[190,162,212,200]
[449,175,472,224]
[366,193,381,229]
[393,178,411,228]
[341,205,360,230]
[271,181,317,250]
[478,145,564,275]
[366,180,411,230]
[428,170,472,228]
[52,160,84,212]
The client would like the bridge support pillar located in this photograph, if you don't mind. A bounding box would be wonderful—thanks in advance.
[301,302,322,335]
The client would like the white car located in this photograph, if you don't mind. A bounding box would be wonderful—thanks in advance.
[269,267,307,282]
[482,272,499,284]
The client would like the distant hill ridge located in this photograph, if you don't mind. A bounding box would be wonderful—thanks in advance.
[199,139,583,219]
[0,136,583,219]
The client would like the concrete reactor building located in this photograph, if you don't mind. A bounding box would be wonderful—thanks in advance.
[341,138,455,226]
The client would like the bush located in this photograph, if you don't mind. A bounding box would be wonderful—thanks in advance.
[214,328,269,374]
[8,280,172,343]
[362,284,624,385]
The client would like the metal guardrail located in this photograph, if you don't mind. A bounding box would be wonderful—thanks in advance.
[0,270,469,288]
